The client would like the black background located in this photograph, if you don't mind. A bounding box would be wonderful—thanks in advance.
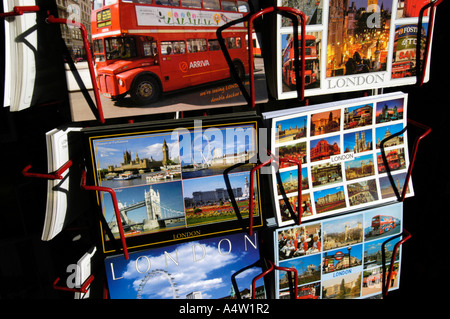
[0,0,448,311]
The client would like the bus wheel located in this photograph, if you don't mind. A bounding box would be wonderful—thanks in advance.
[130,75,160,105]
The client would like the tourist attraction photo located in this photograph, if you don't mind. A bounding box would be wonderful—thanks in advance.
[92,131,181,188]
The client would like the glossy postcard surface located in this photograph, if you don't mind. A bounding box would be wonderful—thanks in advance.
[87,120,263,254]
[105,231,263,299]
[277,0,432,99]
[273,202,404,299]
[264,92,413,226]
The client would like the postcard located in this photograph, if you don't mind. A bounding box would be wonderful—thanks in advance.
[275,0,434,99]
[263,92,413,226]
[273,202,404,299]
[105,231,263,299]
[83,116,264,254]
[69,3,268,122]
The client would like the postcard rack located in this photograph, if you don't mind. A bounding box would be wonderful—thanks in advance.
[252,260,299,299]
[22,160,72,180]
[380,119,432,202]
[52,274,95,294]
[230,259,295,299]
[375,119,430,298]
[0,4,104,123]
[381,229,411,297]
[45,14,104,123]
[218,5,306,108]
[80,168,129,260]
[4,0,443,300]
[0,5,39,17]
[416,0,445,86]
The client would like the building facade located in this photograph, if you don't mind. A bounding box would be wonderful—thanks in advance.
[56,0,92,59]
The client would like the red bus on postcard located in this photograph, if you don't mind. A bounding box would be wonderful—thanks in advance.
[91,0,250,104]
[402,0,430,18]
[377,150,400,173]
[371,215,399,235]
[297,287,319,299]
[282,34,319,89]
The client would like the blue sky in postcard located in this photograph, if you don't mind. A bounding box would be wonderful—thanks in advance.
[105,232,261,299]
[93,132,180,169]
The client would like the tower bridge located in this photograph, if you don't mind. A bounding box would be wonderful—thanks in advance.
[109,186,184,232]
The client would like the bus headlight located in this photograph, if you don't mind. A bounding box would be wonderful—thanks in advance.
[118,78,124,86]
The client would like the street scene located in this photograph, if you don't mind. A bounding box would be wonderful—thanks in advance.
[68,58,267,122]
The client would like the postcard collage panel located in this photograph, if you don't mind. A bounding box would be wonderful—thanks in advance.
[274,202,404,299]
[104,231,265,299]
[277,0,432,99]
[89,121,262,251]
[270,92,413,226]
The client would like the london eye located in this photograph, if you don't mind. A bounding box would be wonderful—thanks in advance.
[136,269,179,299]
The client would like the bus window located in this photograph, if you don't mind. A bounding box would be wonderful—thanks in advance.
[143,41,157,56]
[187,39,207,53]
[226,37,241,49]
[305,40,316,47]
[208,39,221,51]
[105,37,137,60]
[94,39,104,54]
[222,0,237,11]
[157,0,180,5]
[237,1,249,12]
[161,40,186,55]
[105,0,118,5]
[203,0,220,10]
[181,0,201,8]
[94,39,105,62]
[132,0,153,4]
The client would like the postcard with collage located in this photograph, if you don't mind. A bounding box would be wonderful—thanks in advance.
[273,202,404,299]
[263,91,413,226]
[83,115,264,255]
[275,0,434,99]
[104,231,265,299]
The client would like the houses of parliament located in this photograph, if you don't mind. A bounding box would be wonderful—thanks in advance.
[107,139,172,173]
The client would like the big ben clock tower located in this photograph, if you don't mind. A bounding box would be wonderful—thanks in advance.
[162,139,169,166]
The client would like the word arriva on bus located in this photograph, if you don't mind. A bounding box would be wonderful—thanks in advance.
[189,60,210,69]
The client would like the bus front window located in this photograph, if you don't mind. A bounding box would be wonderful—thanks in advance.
[105,37,137,60]
[93,39,105,62]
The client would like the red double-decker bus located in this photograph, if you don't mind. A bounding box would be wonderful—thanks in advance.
[91,0,250,104]
[402,0,430,18]
[282,34,319,89]
[371,215,400,235]
[377,150,400,173]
